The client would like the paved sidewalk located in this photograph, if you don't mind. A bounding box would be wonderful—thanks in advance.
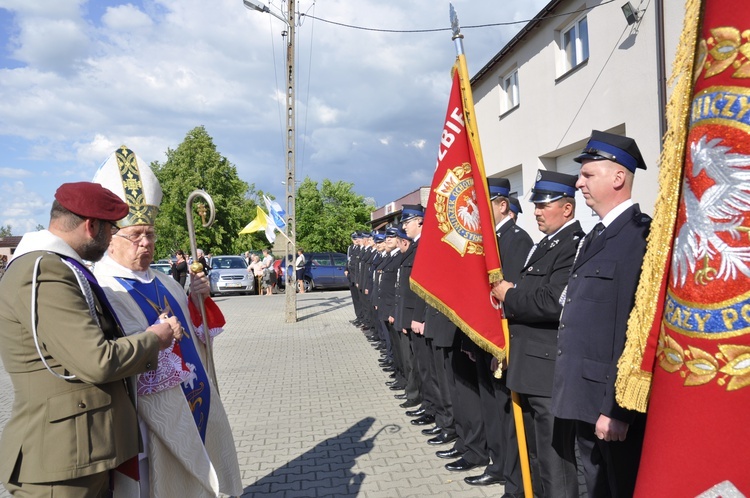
[0,290,505,497]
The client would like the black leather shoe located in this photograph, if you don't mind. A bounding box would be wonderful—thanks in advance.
[385,380,398,387]
[388,373,396,379]
[421,425,442,435]
[382,366,395,373]
[378,359,392,366]
[393,393,407,400]
[410,414,435,426]
[405,407,426,417]
[436,448,464,459]
[388,384,404,391]
[445,457,480,472]
[399,399,420,408]
[464,473,506,486]
[427,432,458,445]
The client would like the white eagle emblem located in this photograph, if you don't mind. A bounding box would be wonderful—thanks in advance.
[671,135,750,287]
[457,190,480,232]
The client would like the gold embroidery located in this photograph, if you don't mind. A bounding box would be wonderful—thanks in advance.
[658,330,750,391]
[702,27,750,79]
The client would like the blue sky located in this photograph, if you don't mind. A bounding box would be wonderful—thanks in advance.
[0,0,548,234]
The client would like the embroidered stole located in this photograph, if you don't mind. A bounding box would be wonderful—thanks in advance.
[116,277,211,442]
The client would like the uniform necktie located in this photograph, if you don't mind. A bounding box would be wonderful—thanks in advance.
[582,222,605,255]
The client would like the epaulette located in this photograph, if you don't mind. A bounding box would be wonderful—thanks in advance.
[634,212,652,226]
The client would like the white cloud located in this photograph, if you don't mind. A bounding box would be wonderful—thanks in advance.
[0,0,551,231]
[0,180,48,234]
[101,4,153,31]
[0,167,32,178]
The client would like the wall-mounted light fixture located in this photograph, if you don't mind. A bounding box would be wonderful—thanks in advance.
[621,2,641,25]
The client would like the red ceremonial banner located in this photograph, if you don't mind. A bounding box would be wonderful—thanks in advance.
[617,0,750,495]
[411,62,506,359]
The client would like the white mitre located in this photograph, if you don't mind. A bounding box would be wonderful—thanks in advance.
[93,145,163,227]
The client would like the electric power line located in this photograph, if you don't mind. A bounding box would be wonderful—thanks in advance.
[298,0,615,34]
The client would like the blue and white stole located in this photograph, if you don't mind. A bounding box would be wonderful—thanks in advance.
[116,276,211,442]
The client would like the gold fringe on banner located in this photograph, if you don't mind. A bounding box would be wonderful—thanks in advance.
[411,278,508,365]
[615,0,703,412]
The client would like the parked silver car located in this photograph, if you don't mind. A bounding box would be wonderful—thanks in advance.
[209,255,253,296]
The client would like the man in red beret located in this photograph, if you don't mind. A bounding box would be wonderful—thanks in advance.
[0,181,181,497]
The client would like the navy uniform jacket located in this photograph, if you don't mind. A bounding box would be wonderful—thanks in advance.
[366,251,385,304]
[503,221,584,397]
[357,248,375,291]
[376,251,403,321]
[460,220,533,355]
[424,305,458,348]
[395,241,419,331]
[362,249,383,298]
[552,205,650,424]
[497,219,533,284]
[346,244,356,284]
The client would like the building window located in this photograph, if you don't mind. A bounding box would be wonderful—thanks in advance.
[501,70,519,114]
[560,16,589,73]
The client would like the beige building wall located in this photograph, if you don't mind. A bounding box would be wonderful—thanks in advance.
[472,0,685,239]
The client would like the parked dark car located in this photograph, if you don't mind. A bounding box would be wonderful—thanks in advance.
[278,252,348,292]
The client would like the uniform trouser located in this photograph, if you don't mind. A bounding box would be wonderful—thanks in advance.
[350,282,364,320]
[376,319,390,356]
[412,333,436,416]
[574,414,645,498]
[398,329,421,402]
[362,292,376,330]
[5,471,109,498]
[449,334,488,466]
[387,321,406,385]
[475,351,522,493]
[432,343,456,437]
[518,394,578,498]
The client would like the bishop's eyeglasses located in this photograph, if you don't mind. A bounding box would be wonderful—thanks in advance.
[113,232,158,243]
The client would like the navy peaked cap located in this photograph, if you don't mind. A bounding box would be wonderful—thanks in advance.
[487,177,511,200]
[530,170,578,203]
[574,130,647,172]
[400,204,424,222]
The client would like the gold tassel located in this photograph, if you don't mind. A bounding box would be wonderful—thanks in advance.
[615,0,703,412]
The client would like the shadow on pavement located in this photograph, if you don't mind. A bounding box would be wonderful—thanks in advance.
[297,296,352,321]
[241,417,400,497]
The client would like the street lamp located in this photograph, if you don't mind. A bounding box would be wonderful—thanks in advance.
[243,0,298,323]
[243,0,286,23]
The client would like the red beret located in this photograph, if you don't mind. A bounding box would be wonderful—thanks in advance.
[54,182,129,221]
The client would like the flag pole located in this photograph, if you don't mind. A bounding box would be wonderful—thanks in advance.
[449,5,532,497]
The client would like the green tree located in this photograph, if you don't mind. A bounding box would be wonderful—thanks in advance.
[151,126,264,258]
[295,177,372,253]
[0,225,12,237]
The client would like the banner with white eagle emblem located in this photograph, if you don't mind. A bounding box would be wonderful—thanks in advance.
[617,0,750,494]
[411,60,506,360]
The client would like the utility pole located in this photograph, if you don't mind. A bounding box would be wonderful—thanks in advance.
[284,0,297,323]
[243,0,297,322]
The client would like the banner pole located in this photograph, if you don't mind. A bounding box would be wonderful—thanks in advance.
[450,5,532,497]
